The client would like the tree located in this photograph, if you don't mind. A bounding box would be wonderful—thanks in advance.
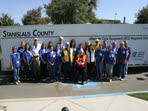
[0,13,15,26]
[135,5,148,24]
[22,6,50,25]
[44,0,100,24]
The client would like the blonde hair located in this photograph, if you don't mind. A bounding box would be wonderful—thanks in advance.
[12,46,17,53]
[85,41,90,46]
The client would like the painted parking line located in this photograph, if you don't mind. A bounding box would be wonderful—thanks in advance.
[72,79,101,91]
[72,90,148,99]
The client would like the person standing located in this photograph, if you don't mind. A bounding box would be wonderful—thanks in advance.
[94,39,100,51]
[124,40,131,75]
[55,44,62,81]
[70,39,77,57]
[117,42,128,81]
[86,44,95,79]
[10,46,21,85]
[105,45,116,82]
[102,40,108,77]
[112,41,119,77]
[76,43,85,55]
[95,44,104,80]
[75,49,88,85]
[62,42,74,82]
[23,43,34,80]
[18,41,25,77]
[32,38,41,81]
[47,45,56,82]
[85,41,90,51]
[39,42,48,81]
[58,36,66,51]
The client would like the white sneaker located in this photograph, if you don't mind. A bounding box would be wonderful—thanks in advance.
[109,79,112,82]
[18,80,20,83]
[15,82,19,85]
[116,77,121,80]
[121,78,124,81]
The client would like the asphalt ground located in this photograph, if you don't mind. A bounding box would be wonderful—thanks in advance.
[0,67,148,99]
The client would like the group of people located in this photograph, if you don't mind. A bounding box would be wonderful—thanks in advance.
[10,36,131,85]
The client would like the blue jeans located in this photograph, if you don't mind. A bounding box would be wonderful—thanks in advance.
[49,65,55,79]
[96,62,104,76]
[13,67,20,82]
[55,64,61,79]
[118,63,126,79]
[125,62,128,75]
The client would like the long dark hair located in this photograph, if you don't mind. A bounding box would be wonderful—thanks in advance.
[48,41,53,49]
[41,42,47,49]
[88,44,94,52]
[70,39,76,48]
[25,43,31,51]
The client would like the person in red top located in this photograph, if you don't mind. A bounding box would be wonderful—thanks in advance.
[75,49,88,85]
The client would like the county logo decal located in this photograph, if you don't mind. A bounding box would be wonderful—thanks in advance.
[132,52,137,58]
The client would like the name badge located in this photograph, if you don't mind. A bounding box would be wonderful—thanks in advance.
[123,51,125,54]
[63,46,65,49]
[65,52,67,55]
[17,61,19,64]
[112,54,114,57]
[99,53,102,56]
[53,55,55,58]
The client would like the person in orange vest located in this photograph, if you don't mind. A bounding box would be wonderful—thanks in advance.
[75,49,88,85]
[62,42,74,82]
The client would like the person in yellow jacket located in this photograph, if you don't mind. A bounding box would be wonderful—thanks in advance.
[62,42,74,82]
[94,39,100,51]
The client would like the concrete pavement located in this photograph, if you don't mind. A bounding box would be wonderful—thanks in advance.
[0,95,148,111]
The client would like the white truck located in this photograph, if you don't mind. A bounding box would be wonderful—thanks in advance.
[0,24,148,71]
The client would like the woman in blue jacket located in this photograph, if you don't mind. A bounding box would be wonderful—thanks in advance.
[105,45,116,82]
[47,45,56,82]
[55,44,62,81]
[95,44,104,80]
[117,42,128,81]
[39,42,48,81]
[23,43,34,80]
[10,46,21,85]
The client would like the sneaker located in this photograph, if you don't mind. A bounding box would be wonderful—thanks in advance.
[26,78,30,81]
[18,80,21,83]
[15,82,19,85]
[50,79,54,82]
[116,77,121,80]
[53,79,56,82]
[109,79,112,82]
[121,78,124,81]
[42,78,47,82]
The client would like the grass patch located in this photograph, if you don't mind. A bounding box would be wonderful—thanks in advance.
[128,93,148,101]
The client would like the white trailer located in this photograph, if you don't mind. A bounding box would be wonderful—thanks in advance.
[0,24,148,71]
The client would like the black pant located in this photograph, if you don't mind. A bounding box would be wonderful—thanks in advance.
[75,67,86,84]
[40,62,47,79]
[64,62,73,80]
[87,62,95,78]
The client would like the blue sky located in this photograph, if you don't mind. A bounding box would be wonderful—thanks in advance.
[0,0,148,24]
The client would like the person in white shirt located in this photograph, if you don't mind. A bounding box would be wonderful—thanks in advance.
[32,38,41,81]
[86,44,95,79]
